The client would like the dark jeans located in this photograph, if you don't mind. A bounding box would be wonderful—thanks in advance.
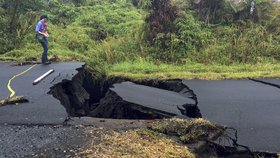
[40,38,48,63]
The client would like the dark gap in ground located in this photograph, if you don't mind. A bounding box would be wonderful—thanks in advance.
[49,69,201,119]
[199,141,278,158]
[249,78,280,89]
[193,127,279,158]
[48,68,279,157]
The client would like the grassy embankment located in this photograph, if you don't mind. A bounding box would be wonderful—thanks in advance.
[0,0,280,80]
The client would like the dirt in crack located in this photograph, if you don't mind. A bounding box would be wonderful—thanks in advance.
[49,69,201,119]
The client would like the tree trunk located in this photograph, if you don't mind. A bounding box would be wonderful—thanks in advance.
[9,0,20,33]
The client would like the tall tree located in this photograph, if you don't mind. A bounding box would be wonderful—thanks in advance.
[3,0,43,33]
[0,0,43,53]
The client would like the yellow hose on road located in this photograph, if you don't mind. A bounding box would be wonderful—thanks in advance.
[7,64,37,98]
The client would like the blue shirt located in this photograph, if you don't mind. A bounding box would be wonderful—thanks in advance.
[35,20,44,32]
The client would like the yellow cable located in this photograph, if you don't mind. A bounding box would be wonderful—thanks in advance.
[7,64,37,98]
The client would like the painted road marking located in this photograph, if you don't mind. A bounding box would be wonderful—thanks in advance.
[7,64,37,98]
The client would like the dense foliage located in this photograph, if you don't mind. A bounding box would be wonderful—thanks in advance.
[0,0,44,53]
[0,0,279,74]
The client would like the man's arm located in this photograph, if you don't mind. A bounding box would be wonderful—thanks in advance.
[38,31,48,37]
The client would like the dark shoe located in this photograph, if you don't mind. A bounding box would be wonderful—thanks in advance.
[42,61,51,65]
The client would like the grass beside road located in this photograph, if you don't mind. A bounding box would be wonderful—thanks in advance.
[109,60,280,80]
[81,118,224,158]
[83,129,195,158]
[2,55,280,80]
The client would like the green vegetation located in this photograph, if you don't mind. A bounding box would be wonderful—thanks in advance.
[0,0,280,79]
[110,60,280,79]
[79,118,223,157]
[150,118,224,144]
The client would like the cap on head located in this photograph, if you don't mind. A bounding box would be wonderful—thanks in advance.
[40,15,48,20]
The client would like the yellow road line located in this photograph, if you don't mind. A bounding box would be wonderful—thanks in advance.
[7,64,37,98]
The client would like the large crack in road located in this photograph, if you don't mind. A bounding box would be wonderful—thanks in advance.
[183,79,280,154]
[1,62,279,157]
[48,68,279,156]
[249,78,280,89]
[49,74,202,119]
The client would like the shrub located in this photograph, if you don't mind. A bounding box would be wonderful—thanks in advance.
[80,3,143,41]
[48,1,80,27]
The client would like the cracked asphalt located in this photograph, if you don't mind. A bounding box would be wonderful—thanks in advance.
[1,62,280,156]
[110,81,196,117]
[183,79,280,152]
[0,62,85,124]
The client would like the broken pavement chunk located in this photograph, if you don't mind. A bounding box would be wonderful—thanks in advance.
[90,81,201,119]
[0,96,28,106]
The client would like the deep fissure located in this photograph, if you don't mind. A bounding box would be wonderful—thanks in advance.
[47,68,279,157]
[49,69,201,119]
[199,127,279,158]
[249,78,280,89]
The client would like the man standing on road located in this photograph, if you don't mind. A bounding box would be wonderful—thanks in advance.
[35,15,50,65]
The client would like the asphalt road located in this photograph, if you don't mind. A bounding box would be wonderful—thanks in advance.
[0,125,104,158]
[0,62,85,125]
[1,62,280,153]
[183,79,280,152]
